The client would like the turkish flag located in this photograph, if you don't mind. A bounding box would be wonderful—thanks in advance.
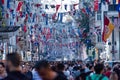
[23,25,27,33]
[94,0,99,11]
[56,5,60,12]
[16,1,23,11]
[102,16,114,42]
[1,0,4,4]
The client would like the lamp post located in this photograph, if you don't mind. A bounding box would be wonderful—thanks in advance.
[119,26,120,60]
[112,16,115,61]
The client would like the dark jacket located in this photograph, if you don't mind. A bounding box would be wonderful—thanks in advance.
[24,71,33,80]
[3,71,30,80]
[56,71,68,80]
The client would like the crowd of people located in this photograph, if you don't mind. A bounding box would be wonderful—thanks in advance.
[0,52,120,80]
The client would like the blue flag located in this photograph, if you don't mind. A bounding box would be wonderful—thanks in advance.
[64,5,67,10]
[7,0,10,8]
[45,5,49,9]
[32,13,36,22]
[58,13,63,23]
[45,14,48,25]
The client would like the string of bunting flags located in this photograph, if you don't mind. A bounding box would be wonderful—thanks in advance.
[0,0,101,52]
[0,0,95,26]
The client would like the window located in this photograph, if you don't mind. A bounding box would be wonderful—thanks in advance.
[109,5,117,11]
[97,12,101,20]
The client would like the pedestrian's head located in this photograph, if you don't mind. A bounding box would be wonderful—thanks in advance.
[94,63,104,74]
[110,71,118,80]
[21,65,27,73]
[88,64,94,71]
[106,66,111,71]
[6,52,22,71]
[35,60,51,79]
[0,62,5,74]
[57,63,65,71]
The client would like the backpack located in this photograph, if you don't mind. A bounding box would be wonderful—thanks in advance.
[88,75,105,80]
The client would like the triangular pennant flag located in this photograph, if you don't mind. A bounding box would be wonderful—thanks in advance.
[45,5,49,9]
[73,4,78,9]
[94,0,99,11]
[1,0,4,4]
[52,13,56,20]
[16,16,19,22]
[64,5,67,10]
[23,25,27,33]
[16,1,23,11]
[32,13,36,22]
[35,4,41,7]
[106,0,110,4]
[52,5,60,20]
[81,8,86,13]
[51,5,55,8]
[58,13,63,23]
[56,5,60,12]
[25,14,28,22]
[45,14,48,25]
[86,7,90,14]
[7,0,10,8]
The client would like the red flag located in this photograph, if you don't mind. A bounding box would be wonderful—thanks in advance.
[16,16,19,22]
[81,8,86,13]
[16,1,23,11]
[106,0,110,4]
[42,13,46,17]
[94,0,99,11]
[56,5,60,11]
[35,4,41,7]
[73,4,78,9]
[52,5,60,20]
[102,16,114,42]
[19,11,22,17]
[23,25,27,33]
[30,13,32,17]
[1,0,4,4]
[6,13,9,18]
[25,14,28,21]
[52,14,56,20]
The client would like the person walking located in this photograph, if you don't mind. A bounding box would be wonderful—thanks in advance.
[86,63,109,80]
[56,63,68,80]
[35,60,68,80]
[0,62,7,79]
[109,71,118,80]
[3,52,30,80]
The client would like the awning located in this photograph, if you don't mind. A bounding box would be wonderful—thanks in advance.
[0,26,20,32]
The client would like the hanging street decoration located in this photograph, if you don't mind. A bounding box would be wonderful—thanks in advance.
[0,0,108,59]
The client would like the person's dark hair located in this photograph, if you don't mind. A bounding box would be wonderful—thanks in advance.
[34,60,50,70]
[57,63,65,71]
[113,66,120,79]
[94,63,104,74]
[107,66,111,71]
[0,62,5,67]
[86,63,90,68]
[6,52,21,67]
[80,68,85,73]
[89,64,93,70]
[51,66,56,72]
